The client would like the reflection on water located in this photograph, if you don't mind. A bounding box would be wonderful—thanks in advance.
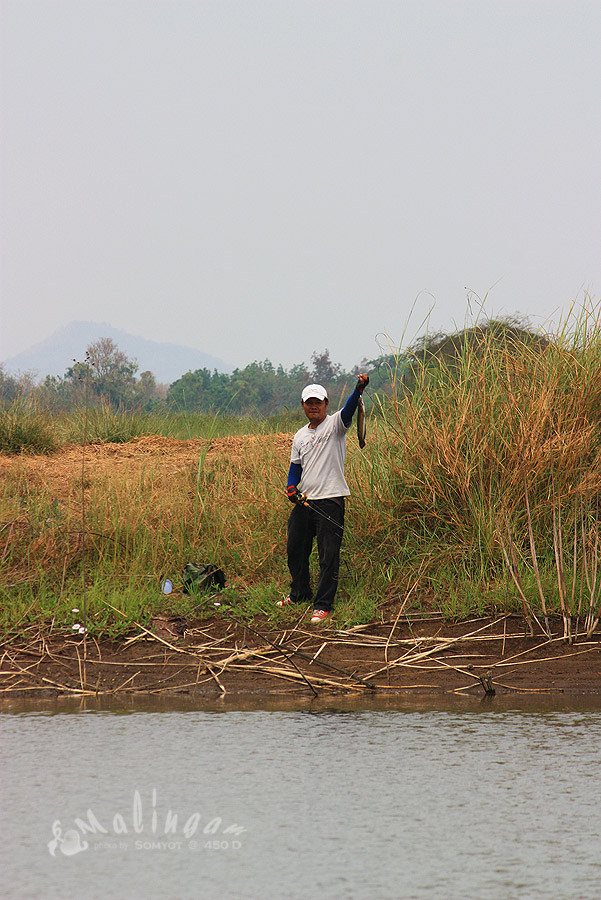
[1,695,600,900]
[4,691,601,716]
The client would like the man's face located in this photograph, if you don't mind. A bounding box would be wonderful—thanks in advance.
[302,396,328,427]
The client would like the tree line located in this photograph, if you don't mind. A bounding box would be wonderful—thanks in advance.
[0,338,395,415]
[1,319,541,416]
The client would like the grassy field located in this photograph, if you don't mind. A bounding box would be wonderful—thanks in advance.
[2,307,601,641]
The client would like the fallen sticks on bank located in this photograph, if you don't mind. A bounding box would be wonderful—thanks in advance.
[221,616,320,697]
[363,617,510,680]
[1,614,599,698]
[0,648,96,696]
[224,621,378,689]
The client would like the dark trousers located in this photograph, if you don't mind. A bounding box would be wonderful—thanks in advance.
[286,498,345,611]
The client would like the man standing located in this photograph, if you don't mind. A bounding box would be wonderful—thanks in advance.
[278,374,369,624]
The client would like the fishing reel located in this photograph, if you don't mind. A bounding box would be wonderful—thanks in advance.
[286,486,308,505]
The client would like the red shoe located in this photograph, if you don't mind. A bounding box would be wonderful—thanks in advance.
[310,609,330,624]
[276,596,293,607]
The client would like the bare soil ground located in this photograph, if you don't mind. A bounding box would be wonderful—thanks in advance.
[0,433,294,503]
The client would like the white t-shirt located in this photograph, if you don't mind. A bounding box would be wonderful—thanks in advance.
[290,411,350,500]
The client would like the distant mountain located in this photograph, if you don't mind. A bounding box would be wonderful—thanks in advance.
[1,321,232,385]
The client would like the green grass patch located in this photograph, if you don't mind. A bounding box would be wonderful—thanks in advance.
[0,399,56,454]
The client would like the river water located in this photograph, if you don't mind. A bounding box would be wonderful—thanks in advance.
[1,694,600,900]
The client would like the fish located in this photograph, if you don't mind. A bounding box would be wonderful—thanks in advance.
[357,395,366,448]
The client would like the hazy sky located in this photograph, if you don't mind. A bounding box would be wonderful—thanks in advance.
[2,0,600,371]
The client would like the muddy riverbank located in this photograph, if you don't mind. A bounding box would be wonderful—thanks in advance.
[2,613,600,700]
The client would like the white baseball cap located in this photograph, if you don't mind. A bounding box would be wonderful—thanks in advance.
[301,384,328,403]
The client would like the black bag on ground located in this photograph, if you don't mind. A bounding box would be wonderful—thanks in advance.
[182,562,226,594]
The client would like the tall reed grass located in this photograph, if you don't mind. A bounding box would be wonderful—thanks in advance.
[345,303,601,626]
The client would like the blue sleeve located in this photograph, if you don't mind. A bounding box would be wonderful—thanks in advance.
[287,462,302,488]
[340,388,361,428]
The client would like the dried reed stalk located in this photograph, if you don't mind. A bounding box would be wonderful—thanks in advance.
[497,514,545,636]
[582,503,600,637]
[551,481,570,640]
[226,662,358,692]
[384,574,420,663]
[523,477,551,636]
